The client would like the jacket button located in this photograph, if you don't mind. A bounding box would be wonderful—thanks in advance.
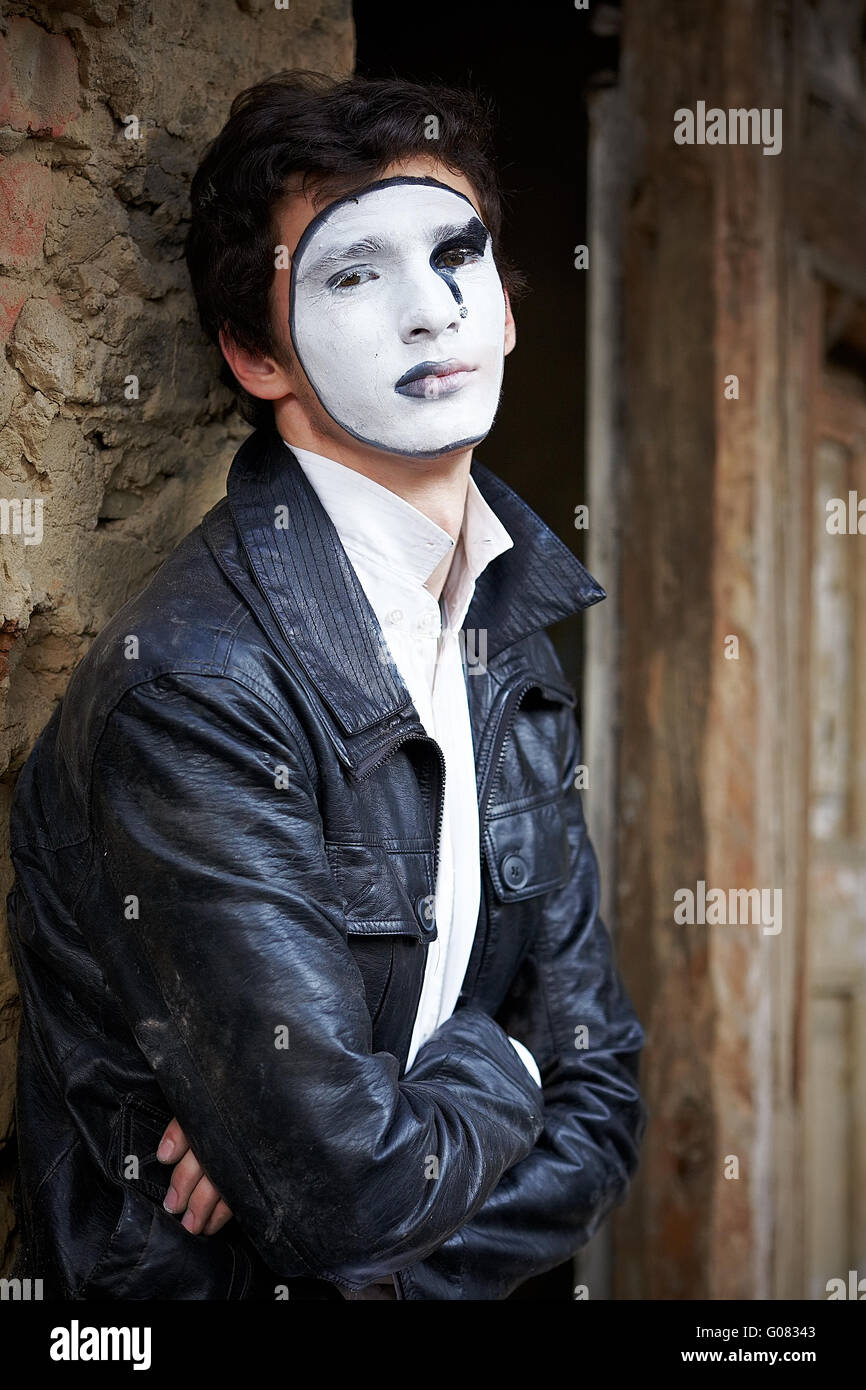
[414,894,437,933]
[501,854,529,889]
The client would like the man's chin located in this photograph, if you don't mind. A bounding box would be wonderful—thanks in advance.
[345,416,495,461]
[353,431,490,463]
[279,403,495,465]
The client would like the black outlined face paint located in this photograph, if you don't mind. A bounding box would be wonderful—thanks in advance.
[289,178,507,459]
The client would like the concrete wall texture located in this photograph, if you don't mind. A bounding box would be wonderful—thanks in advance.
[0,0,354,1270]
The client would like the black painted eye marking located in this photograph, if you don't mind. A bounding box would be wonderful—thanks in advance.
[431,218,490,318]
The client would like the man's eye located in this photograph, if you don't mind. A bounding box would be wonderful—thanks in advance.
[436,247,481,270]
[328,268,377,290]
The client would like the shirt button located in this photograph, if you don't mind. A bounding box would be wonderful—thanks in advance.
[414,893,437,934]
[501,854,529,889]
[386,608,403,625]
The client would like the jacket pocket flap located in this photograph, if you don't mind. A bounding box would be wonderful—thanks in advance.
[115,1095,174,1204]
[484,797,571,902]
[327,842,432,940]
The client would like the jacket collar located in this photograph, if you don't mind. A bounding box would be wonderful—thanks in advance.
[224,427,605,739]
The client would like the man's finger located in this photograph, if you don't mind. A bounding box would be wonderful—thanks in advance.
[156,1117,189,1164]
[181,1175,225,1234]
[201,1199,234,1236]
[155,1116,234,1234]
[163,1146,205,1215]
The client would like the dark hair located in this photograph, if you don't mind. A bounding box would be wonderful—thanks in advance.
[184,70,527,431]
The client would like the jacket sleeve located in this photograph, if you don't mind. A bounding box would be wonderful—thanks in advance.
[395,704,648,1300]
[82,671,545,1291]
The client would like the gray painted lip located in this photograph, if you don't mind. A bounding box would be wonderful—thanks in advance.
[394,358,472,388]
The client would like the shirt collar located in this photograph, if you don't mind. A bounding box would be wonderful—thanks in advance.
[284,441,513,633]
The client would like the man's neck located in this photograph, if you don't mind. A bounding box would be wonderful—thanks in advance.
[280,429,473,602]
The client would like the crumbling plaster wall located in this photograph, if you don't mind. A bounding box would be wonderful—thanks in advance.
[0,0,354,1269]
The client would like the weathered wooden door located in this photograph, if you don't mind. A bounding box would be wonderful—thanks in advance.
[805,284,866,1299]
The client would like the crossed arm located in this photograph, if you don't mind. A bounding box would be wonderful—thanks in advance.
[87,671,547,1287]
[144,678,647,1296]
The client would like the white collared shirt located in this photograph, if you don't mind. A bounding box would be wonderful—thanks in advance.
[283,441,541,1086]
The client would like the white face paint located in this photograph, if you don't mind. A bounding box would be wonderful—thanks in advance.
[289,177,507,458]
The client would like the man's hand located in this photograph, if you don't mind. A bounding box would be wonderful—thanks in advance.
[156,1118,233,1235]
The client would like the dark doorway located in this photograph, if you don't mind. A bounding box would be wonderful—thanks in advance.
[353,0,593,1301]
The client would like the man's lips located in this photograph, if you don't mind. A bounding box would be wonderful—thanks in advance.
[394,359,476,399]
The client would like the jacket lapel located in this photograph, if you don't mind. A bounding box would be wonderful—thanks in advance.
[224,428,605,742]
[464,460,606,655]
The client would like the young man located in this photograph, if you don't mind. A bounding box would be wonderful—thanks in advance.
[6,72,647,1301]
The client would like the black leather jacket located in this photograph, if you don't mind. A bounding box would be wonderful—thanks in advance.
[6,427,647,1301]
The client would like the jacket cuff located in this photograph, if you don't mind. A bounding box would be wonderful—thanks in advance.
[407,1004,546,1155]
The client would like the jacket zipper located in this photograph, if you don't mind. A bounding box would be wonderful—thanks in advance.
[356,728,446,892]
[477,678,539,828]
[476,671,575,835]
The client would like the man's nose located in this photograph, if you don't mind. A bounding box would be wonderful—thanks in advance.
[397,267,462,343]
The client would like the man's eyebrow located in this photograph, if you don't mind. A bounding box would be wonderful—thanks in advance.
[430,218,490,245]
[306,235,389,276]
[304,217,491,277]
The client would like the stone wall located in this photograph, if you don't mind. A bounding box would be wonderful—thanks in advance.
[0,0,354,1270]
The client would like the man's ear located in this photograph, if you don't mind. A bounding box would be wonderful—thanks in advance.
[503,287,516,356]
[218,327,294,402]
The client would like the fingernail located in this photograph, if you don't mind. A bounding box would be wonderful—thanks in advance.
[157,1138,174,1162]
[163,1188,177,1213]
[181,1210,196,1232]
